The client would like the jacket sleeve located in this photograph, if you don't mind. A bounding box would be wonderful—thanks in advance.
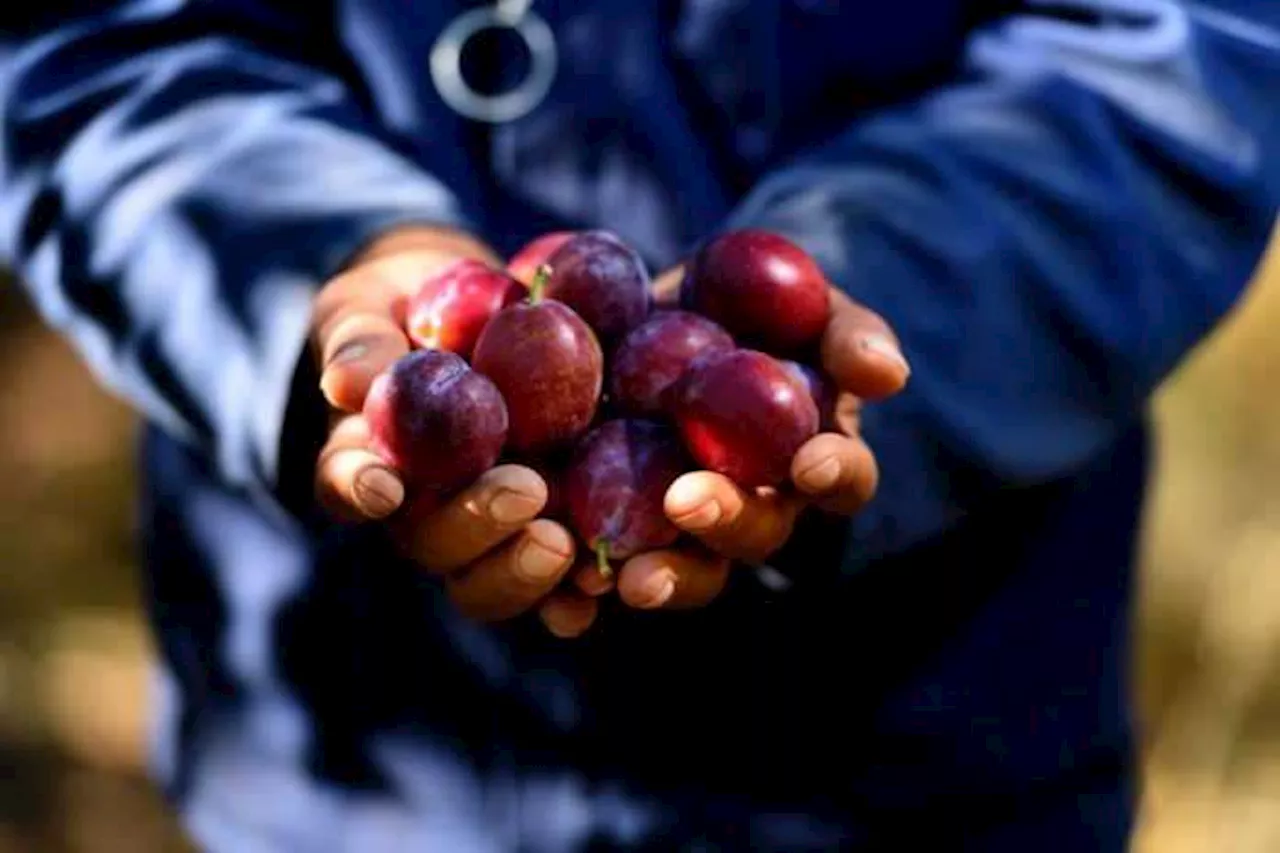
[726,0,1280,571]
[0,1,475,496]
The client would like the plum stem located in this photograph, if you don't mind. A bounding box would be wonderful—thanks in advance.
[595,540,613,580]
[528,264,551,304]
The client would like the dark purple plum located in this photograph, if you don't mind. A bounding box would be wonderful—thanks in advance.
[543,230,652,345]
[363,349,508,494]
[564,419,689,577]
[609,310,736,416]
[672,349,818,488]
[472,278,604,455]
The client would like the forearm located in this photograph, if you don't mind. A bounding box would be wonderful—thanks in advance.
[0,2,474,495]
[727,0,1280,568]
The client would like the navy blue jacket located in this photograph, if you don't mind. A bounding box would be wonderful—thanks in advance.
[3,1,1279,850]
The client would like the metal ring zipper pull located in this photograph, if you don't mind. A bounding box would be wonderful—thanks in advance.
[429,2,558,124]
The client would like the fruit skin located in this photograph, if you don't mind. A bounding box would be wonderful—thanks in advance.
[609,310,736,416]
[672,349,819,488]
[472,298,604,455]
[405,258,526,358]
[363,349,509,493]
[783,360,839,433]
[564,419,688,562]
[507,231,577,286]
[681,229,830,353]
[543,230,652,345]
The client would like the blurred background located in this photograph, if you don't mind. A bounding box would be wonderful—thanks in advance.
[0,229,1278,851]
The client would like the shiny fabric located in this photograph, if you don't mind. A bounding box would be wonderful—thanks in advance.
[3,1,1280,849]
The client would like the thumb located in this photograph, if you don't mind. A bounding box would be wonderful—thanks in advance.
[316,310,410,413]
[310,232,500,413]
[311,266,413,413]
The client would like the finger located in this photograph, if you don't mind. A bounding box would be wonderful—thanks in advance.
[652,266,685,306]
[392,465,547,575]
[314,413,405,521]
[572,558,616,597]
[821,289,910,401]
[664,472,803,563]
[315,311,410,413]
[311,249,477,414]
[445,520,576,622]
[538,590,600,638]
[616,547,732,610]
[789,432,880,516]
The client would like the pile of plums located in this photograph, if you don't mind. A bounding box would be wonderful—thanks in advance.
[364,228,837,576]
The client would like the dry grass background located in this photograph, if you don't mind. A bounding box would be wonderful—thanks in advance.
[0,230,1278,850]
[1132,229,1280,852]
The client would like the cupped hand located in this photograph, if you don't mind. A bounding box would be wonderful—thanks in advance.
[564,266,909,623]
[309,226,590,635]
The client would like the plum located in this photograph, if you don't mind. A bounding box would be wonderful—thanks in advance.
[543,230,651,345]
[363,349,508,494]
[472,272,604,454]
[609,310,736,416]
[563,419,689,577]
[405,258,525,358]
[507,231,577,286]
[672,349,818,488]
[681,229,829,354]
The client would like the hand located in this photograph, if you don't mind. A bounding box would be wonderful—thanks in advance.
[565,265,909,621]
[309,226,592,636]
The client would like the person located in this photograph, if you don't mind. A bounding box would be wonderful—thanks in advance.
[3,0,1278,849]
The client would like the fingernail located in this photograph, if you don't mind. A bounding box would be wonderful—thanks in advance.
[542,601,593,638]
[666,476,703,514]
[488,489,542,525]
[353,466,404,518]
[638,571,676,609]
[546,615,590,639]
[799,456,841,491]
[326,339,371,368]
[861,335,910,376]
[543,612,579,639]
[666,478,721,531]
[319,341,375,405]
[517,534,568,583]
[576,566,614,596]
[676,502,721,531]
